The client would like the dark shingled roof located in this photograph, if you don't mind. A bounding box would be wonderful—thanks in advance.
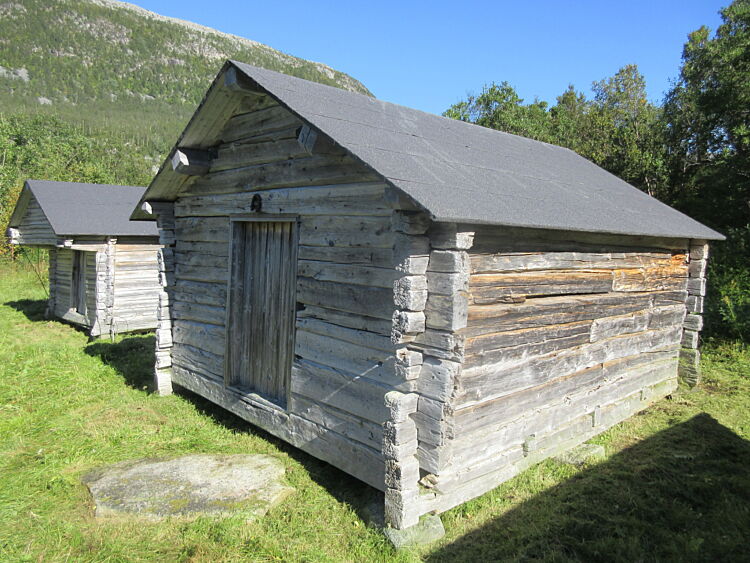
[229,61,722,241]
[18,180,158,237]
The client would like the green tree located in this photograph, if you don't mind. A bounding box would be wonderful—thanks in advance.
[664,0,750,226]
[663,0,750,339]
[588,65,668,198]
[443,82,553,141]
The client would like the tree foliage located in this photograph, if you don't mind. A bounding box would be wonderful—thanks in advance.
[0,112,154,253]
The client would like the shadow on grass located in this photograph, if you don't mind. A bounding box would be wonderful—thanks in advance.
[5,298,47,322]
[427,413,750,562]
[85,336,156,390]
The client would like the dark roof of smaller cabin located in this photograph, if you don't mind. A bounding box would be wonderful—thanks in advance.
[14,180,158,237]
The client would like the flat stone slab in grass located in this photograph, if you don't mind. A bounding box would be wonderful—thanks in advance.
[554,443,606,467]
[82,454,294,521]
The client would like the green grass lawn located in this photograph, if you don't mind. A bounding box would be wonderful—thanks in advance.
[0,261,748,562]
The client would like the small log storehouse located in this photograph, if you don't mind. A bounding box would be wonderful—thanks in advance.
[8,180,162,337]
[132,61,724,529]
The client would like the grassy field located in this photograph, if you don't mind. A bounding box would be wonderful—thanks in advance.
[0,261,748,562]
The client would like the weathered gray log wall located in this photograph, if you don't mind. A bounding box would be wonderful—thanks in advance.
[10,196,56,246]
[158,95,412,494]
[414,225,693,516]
[110,244,161,334]
[46,242,161,337]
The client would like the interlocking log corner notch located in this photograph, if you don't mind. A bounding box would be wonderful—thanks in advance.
[133,60,724,531]
[7,180,162,337]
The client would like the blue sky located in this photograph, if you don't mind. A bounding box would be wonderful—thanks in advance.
[133,0,727,115]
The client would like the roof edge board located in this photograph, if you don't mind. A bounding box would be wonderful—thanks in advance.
[131,62,239,219]
[8,182,33,228]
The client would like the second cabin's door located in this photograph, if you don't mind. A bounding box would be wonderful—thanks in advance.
[71,250,87,316]
[225,218,298,407]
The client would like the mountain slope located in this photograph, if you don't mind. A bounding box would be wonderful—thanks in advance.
[0,0,371,154]
[0,0,370,107]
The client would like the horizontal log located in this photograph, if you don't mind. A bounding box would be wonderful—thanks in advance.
[464,320,592,368]
[430,377,677,500]
[175,263,227,284]
[299,215,393,249]
[296,317,393,352]
[211,137,308,172]
[455,350,678,435]
[172,300,226,326]
[289,393,383,451]
[172,280,227,308]
[457,326,682,406]
[174,240,228,257]
[175,216,229,243]
[172,342,224,380]
[297,260,397,288]
[172,319,225,356]
[185,154,377,196]
[296,278,394,320]
[612,266,688,292]
[295,329,405,388]
[469,270,613,303]
[454,358,677,454]
[589,305,684,343]
[465,291,683,337]
[174,182,389,218]
[173,251,227,270]
[470,225,688,252]
[220,105,303,143]
[296,305,393,337]
[291,359,390,424]
[470,250,682,274]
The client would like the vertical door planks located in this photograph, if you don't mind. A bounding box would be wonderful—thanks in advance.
[226,218,298,406]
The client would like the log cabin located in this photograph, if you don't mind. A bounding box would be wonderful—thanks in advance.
[8,180,162,337]
[131,61,724,530]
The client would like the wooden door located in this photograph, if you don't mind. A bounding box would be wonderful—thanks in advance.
[71,250,87,316]
[225,218,298,406]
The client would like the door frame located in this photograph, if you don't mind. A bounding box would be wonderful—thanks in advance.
[223,214,299,407]
[70,249,88,317]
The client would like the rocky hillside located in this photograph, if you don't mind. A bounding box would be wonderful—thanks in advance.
[0,0,369,105]
[0,0,370,150]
